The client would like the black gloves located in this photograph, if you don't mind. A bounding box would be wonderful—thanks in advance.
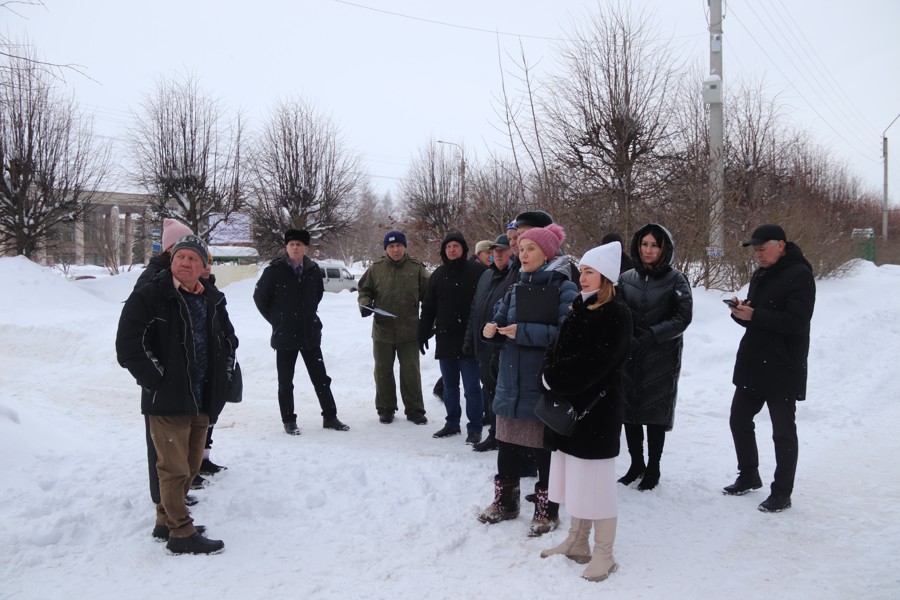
[461,340,473,357]
[360,303,373,318]
[418,337,429,355]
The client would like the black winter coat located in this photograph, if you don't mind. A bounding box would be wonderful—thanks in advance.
[619,224,693,429]
[419,237,486,360]
[116,269,238,420]
[253,255,325,351]
[542,293,632,459]
[135,253,170,289]
[464,262,512,360]
[732,242,815,400]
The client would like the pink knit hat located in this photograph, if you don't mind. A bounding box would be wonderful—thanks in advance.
[161,218,193,252]
[518,223,566,259]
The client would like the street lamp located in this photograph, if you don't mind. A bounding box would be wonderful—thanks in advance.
[437,140,466,214]
[883,113,900,241]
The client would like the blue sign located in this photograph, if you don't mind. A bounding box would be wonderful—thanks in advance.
[152,243,161,252]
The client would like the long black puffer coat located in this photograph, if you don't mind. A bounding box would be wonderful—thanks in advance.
[116,269,238,420]
[253,255,325,352]
[541,292,633,459]
[732,242,815,400]
[619,224,693,430]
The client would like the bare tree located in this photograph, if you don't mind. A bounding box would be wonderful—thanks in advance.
[401,139,466,250]
[1,4,90,84]
[542,4,682,235]
[466,157,527,237]
[247,97,364,259]
[0,52,110,258]
[318,186,395,266]
[129,72,244,241]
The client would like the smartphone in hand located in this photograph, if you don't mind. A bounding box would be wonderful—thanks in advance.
[723,298,739,308]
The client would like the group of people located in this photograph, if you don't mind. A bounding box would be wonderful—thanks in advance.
[115,214,815,578]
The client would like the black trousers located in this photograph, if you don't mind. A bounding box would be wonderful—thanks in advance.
[276,347,337,423]
[477,349,499,434]
[729,388,798,496]
[497,440,551,488]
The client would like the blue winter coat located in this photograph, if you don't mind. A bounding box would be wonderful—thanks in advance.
[488,257,579,422]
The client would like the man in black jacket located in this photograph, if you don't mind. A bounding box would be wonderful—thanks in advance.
[419,232,486,443]
[464,234,513,451]
[723,224,816,513]
[253,229,349,435]
[116,234,237,554]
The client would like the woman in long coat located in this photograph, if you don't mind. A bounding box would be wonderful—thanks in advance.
[539,241,632,583]
[618,224,693,491]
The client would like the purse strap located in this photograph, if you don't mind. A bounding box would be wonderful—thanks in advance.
[574,389,606,421]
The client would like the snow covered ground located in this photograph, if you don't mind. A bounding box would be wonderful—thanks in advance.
[1,255,899,600]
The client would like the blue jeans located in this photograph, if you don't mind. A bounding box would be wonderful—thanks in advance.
[439,358,483,433]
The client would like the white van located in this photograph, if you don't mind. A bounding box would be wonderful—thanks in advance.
[319,263,358,293]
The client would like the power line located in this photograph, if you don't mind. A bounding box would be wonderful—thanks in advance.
[332,0,704,45]
[737,2,876,154]
[728,5,880,163]
[332,0,566,41]
[768,0,878,137]
[757,0,878,143]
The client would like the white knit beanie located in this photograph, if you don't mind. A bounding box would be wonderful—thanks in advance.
[579,241,622,285]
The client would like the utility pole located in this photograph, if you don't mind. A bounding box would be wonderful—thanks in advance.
[705,0,725,283]
[884,114,900,241]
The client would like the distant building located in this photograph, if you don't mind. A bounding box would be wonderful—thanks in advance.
[32,191,254,268]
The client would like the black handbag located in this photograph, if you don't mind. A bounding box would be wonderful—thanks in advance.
[226,361,243,404]
[534,390,605,436]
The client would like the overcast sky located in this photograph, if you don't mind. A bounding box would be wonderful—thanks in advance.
[13,0,900,210]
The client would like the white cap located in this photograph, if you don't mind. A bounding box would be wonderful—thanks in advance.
[579,241,622,285]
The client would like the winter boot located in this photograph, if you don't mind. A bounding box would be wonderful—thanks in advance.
[477,475,520,524]
[582,518,618,582]
[166,532,225,555]
[528,483,560,537]
[618,423,645,485]
[638,460,660,491]
[540,517,591,564]
[472,433,497,452]
[723,470,763,495]
[617,456,645,486]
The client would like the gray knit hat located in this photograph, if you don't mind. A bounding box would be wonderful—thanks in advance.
[171,234,209,266]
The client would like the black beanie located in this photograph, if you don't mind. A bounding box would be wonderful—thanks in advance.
[383,230,408,249]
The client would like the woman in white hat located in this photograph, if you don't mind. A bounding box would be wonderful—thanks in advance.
[538,241,633,582]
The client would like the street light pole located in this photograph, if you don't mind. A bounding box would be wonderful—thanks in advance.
[884,114,900,242]
[437,140,466,216]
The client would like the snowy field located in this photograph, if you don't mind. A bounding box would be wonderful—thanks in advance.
[1,255,899,600]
